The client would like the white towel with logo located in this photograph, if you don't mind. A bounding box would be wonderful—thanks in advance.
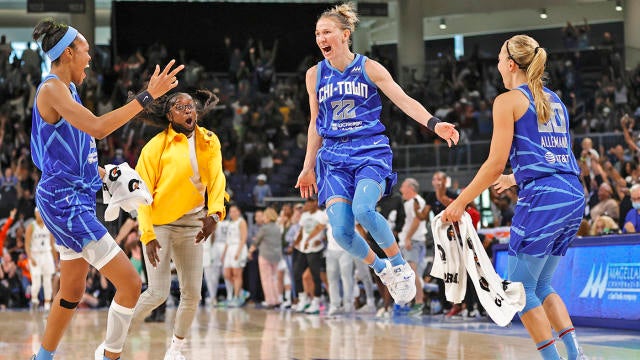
[430,214,467,304]
[431,212,525,327]
[102,163,153,221]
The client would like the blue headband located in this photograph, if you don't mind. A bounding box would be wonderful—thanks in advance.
[46,26,78,61]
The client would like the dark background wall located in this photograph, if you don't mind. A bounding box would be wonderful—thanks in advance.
[112,1,332,72]
[372,21,624,74]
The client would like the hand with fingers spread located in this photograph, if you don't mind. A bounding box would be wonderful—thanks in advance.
[146,59,185,99]
[493,174,516,194]
[295,168,317,199]
[145,239,162,268]
[195,215,217,243]
[435,122,460,147]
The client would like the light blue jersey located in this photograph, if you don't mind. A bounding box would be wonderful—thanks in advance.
[314,55,396,205]
[315,54,384,139]
[31,74,107,252]
[510,85,580,187]
[508,85,584,257]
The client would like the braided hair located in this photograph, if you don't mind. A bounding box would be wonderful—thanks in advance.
[134,89,219,128]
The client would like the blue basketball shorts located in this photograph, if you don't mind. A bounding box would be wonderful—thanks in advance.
[509,174,585,257]
[316,134,398,207]
[36,183,108,253]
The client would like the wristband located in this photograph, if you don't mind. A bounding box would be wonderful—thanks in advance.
[426,116,441,132]
[135,90,154,108]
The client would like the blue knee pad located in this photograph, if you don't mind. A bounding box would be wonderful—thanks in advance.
[328,202,370,260]
[508,253,549,315]
[535,256,561,304]
[352,179,396,250]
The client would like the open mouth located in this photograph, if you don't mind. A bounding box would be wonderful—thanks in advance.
[185,117,194,126]
[321,46,332,56]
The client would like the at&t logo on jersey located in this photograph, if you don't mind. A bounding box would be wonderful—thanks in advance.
[544,151,570,164]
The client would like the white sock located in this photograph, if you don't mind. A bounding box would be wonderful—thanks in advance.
[104,301,135,353]
[170,334,185,351]
[284,290,292,302]
[225,280,234,301]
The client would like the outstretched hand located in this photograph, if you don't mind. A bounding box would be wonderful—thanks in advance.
[295,168,317,199]
[434,122,460,147]
[146,59,185,99]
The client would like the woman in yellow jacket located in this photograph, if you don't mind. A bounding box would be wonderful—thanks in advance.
[132,90,227,360]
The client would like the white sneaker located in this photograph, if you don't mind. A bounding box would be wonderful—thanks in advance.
[295,294,310,313]
[343,303,355,315]
[281,299,292,309]
[455,308,468,319]
[327,305,343,316]
[304,298,320,314]
[376,261,416,305]
[468,309,480,318]
[164,348,186,360]
[357,303,377,314]
[94,343,106,360]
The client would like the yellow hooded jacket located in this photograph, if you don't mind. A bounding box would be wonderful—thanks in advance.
[136,124,227,245]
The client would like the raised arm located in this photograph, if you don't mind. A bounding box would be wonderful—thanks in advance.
[365,58,459,146]
[37,60,183,139]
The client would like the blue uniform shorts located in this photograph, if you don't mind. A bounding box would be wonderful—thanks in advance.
[316,134,397,207]
[36,183,108,253]
[509,174,585,257]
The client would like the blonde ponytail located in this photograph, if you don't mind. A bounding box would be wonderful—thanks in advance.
[321,2,359,33]
[508,35,551,124]
[526,47,551,124]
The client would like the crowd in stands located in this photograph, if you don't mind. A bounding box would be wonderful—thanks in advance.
[0,23,639,317]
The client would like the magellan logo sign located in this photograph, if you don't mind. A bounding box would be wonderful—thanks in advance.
[579,263,640,301]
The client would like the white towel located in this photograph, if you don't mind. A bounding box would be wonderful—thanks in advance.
[102,163,152,221]
[430,216,467,304]
[431,212,525,327]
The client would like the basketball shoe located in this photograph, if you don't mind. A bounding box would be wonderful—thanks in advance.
[375,260,416,305]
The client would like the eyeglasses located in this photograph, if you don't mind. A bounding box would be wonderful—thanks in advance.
[173,103,195,112]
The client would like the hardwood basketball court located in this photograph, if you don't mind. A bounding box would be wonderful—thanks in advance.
[3,307,640,359]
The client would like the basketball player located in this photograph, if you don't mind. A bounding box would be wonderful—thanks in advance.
[442,35,585,360]
[203,214,229,307]
[131,90,227,360]
[29,18,182,360]
[25,208,57,311]
[295,2,459,305]
[222,205,249,307]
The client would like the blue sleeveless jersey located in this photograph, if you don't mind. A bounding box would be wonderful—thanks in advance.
[509,85,580,186]
[31,74,101,192]
[31,74,106,252]
[315,54,384,139]
[508,85,584,257]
